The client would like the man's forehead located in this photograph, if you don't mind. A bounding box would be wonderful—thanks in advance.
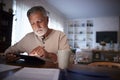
[29,11,45,17]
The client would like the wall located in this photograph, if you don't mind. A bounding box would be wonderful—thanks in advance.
[93,16,119,50]
[93,16,119,31]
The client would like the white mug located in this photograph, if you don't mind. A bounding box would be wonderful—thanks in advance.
[57,49,71,69]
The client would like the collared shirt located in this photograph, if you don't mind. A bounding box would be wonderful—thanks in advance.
[5,29,70,54]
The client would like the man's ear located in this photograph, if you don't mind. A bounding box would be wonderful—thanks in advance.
[46,16,49,22]
[46,16,49,24]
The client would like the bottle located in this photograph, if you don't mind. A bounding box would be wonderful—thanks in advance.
[109,41,114,50]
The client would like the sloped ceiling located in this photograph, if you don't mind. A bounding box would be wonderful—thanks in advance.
[45,0,120,19]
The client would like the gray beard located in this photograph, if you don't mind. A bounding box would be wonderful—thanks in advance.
[34,28,48,37]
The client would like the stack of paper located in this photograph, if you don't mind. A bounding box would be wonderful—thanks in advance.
[4,67,60,80]
[0,64,21,72]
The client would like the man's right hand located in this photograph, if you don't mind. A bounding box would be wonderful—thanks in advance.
[5,53,20,62]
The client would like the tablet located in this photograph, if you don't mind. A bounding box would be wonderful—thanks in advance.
[16,55,45,65]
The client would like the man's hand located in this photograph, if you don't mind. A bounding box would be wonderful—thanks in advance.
[29,46,57,63]
[29,46,48,58]
[48,52,57,63]
[5,53,20,62]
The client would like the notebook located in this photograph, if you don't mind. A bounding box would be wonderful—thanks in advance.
[4,67,60,80]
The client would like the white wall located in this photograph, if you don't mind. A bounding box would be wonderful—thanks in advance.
[93,16,119,31]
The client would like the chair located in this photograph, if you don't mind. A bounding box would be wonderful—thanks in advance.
[88,62,120,69]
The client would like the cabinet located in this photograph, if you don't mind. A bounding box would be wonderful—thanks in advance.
[92,50,120,62]
[67,19,94,49]
[0,9,13,52]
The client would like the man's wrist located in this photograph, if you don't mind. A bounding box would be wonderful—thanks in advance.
[47,52,57,62]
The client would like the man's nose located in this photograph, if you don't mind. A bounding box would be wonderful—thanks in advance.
[36,23,41,28]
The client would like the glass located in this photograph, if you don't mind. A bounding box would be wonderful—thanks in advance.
[57,49,71,69]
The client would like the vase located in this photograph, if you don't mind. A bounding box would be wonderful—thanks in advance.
[101,46,105,50]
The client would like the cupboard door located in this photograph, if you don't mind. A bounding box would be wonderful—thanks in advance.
[0,10,13,52]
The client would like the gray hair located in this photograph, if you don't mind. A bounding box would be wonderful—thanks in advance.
[27,6,48,18]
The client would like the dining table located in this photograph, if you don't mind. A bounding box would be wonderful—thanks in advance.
[0,55,120,80]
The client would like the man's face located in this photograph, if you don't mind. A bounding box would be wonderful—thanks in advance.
[29,11,48,36]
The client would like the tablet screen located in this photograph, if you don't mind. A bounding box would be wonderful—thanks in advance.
[17,55,45,65]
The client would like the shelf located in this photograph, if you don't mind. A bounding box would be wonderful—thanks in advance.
[0,10,13,52]
[67,19,94,49]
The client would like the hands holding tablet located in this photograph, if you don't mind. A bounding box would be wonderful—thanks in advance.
[5,53,20,62]
[29,46,57,63]
[5,46,57,64]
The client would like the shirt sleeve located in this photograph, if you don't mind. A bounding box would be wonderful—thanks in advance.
[4,34,28,55]
[58,32,70,50]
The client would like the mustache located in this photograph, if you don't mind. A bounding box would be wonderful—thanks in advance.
[34,28,44,32]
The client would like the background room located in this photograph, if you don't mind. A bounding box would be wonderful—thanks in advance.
[0,0,120,63]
